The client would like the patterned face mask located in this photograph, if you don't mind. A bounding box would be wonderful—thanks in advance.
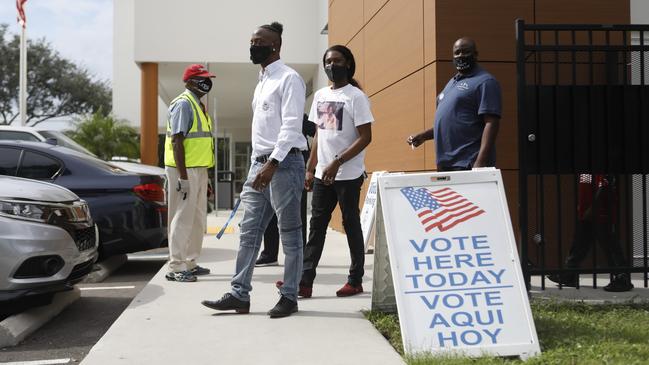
[453,55,476,72]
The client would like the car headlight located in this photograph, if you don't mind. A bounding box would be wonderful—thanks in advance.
[0,199,66,223]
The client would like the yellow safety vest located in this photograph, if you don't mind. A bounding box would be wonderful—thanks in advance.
[164,91,215,168]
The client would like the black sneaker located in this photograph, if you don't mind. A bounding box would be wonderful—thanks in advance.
[603,274,634,292]
[191,265,211,276]
[547,274,578,287]
[165,271,197,282]
[201,293,250,314]
[267,295,298,318]
[255,256,279,267]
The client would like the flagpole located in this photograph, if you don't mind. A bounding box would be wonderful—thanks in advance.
[19,20,27,125]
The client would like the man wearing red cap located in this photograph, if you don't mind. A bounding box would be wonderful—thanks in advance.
[164,64,216,282]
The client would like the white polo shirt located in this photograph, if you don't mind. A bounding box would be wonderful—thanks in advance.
[308,84,374,181]
[251,60,307,162]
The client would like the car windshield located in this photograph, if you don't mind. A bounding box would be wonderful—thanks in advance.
[38,130,98,157]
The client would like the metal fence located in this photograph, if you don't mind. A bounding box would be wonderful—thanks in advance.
[516,20,649,289]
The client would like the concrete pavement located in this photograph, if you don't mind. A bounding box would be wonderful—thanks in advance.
[81,210,405,365]
[529,274,649,303]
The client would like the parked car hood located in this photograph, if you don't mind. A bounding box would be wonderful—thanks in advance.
[0,176,79,203]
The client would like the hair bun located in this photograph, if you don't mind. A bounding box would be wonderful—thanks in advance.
[269,21,283,36]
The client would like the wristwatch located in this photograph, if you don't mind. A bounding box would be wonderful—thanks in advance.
[269,158,280,167]
[335,154,345,165]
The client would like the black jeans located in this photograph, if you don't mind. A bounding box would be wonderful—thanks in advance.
[302,175,365,287]
[437,165,470,172]
[565,218,628,270]
[258,188,308,260]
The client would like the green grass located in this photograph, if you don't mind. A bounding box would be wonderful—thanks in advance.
[365,300,649,365]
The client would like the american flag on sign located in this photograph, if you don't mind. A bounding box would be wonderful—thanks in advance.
[401,186,485,232]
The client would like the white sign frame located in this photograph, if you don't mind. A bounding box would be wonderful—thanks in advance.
[361,171,387,251]
[377,169,540,359]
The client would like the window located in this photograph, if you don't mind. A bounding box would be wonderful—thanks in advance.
[38,130,96,157]
[0,131,40,142]
[217,137,230,171]
[17,151,62,180]
[234,142,252,194]
[0,147,22,176]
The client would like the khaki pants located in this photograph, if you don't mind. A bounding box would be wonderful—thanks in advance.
[166,166,207,273]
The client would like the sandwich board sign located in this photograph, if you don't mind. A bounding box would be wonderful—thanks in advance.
[375,169,540,359]
[360,171,387,252]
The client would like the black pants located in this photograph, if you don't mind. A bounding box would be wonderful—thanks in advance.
[302,175,365,287]
[258,188,308,260]
[565,218,628,270]
[437,165,470,172]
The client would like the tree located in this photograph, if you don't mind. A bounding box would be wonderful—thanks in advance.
[67,112,139,161]
[0,24,111,125]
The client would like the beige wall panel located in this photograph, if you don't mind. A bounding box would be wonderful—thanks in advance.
[366,70,425,173]
[435,61,518,170]
[328,0,364,46]
[435,0,534,62]
[347,32,365,88]
[501,170,520,246]
[364,0,389,22]
[423,63,437,171]
[535,0,630,25]
[364,0,424,95]
[423,0,436,65]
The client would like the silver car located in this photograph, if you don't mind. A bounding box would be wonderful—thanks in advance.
[0,176,98,302]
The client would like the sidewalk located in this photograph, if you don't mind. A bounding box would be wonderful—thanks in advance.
[81,210,404,365]
[529,274,649,303]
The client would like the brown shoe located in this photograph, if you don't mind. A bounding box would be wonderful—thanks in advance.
[336,283,363,297]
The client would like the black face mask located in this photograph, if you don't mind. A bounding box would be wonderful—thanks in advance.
[188,78,212,95]
[196,78,212,93]
[324,64,348,83]
[250,45,273,64]
[453,55,476,72]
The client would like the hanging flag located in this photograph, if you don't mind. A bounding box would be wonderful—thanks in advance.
[16,0,27,28]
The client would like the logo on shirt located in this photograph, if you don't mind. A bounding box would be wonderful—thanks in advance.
[456,81,469,91]
[316,101,344,131]
[262,102,270,111]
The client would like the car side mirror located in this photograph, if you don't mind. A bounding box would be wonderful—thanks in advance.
[45,138,58,146]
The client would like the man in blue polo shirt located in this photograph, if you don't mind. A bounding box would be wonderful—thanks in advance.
[407,37,501,171]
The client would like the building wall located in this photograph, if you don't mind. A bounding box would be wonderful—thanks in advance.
[113,0,179,129]
[327,0,630,234]
[113,0,327,125]
[113,0,329,176]
[632,0,649,23]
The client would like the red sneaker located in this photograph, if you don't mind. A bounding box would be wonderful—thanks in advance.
[274,280,312,298]
[336,283,363,297]
[299,285,312,298]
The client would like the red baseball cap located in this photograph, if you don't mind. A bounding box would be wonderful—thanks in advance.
[182,64,215,82]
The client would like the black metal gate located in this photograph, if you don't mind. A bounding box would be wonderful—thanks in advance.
[516,20,649,289]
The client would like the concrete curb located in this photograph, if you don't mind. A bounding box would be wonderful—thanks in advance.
[0,287,80,348]
[82,254,128,284]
